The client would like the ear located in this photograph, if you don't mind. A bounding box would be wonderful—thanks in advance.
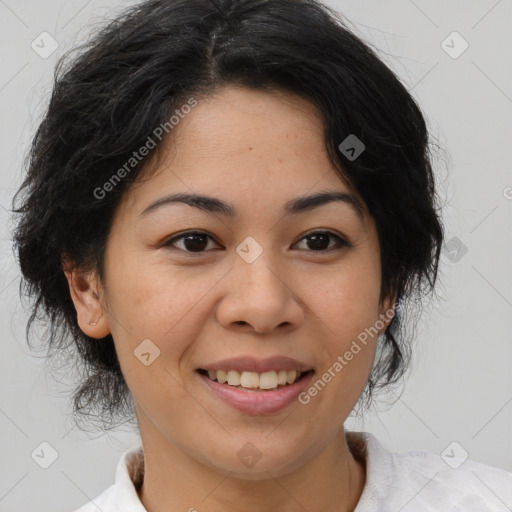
[377,292,399,335]
[62,259,111,339]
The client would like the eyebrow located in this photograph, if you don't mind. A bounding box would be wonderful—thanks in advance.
[140,189,365,220]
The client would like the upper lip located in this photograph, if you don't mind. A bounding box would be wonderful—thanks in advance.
[198,355,314,373]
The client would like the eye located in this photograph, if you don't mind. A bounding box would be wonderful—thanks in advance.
[162,229,349,254]
[162,231,221,253]
[293,230,349,252]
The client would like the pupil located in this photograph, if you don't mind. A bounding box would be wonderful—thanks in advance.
[184,234,208,252]
[308,233,329,250]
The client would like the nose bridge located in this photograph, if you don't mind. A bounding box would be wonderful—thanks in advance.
[234,237,289,302]
[216,236,303,333]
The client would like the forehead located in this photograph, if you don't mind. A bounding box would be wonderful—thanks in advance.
[122,85,363,218]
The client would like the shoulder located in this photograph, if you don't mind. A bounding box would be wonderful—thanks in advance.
[391,446,512,511]
[348,431,512,512]
[71,443,145,512]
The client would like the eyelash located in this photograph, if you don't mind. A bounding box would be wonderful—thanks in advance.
[162,230,350,255]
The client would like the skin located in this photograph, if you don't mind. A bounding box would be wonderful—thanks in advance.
[65,84,396,512]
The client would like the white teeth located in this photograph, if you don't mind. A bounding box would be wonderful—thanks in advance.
[227,370,241,386]
[240,371,260,388]
[277,370,288,386]
[203,369,306,390]
[259,371,278,390]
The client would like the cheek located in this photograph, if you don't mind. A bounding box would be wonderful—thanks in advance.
[300,266,381,420]
[103,253,221,369]
[304,256,382,411]
[104,266,213,415]
[312,257,382,343]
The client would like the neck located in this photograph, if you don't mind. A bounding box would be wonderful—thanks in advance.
[136,425,366,512]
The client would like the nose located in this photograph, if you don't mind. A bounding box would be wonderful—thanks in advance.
[215,250,304,335]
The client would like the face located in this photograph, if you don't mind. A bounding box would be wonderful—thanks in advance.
[69,85,395,479]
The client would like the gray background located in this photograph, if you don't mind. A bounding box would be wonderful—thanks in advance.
[0,0,511,510]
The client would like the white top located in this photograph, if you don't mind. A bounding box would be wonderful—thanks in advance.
[74,431,512,511]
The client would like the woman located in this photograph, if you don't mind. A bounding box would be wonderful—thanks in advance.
[12,0,512,510]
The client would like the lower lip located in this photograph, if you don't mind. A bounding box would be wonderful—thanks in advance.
[197,371,315,415]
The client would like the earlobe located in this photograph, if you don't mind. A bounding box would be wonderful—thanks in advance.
[62,262,110,339]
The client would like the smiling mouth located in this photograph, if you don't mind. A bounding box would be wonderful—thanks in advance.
[196,368,314,391]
